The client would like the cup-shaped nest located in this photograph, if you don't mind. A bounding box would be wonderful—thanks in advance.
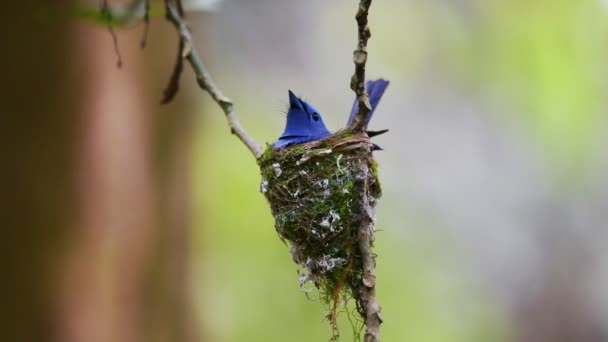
[258,131,381,316]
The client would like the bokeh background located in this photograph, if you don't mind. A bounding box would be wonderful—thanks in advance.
[4,0,608,341]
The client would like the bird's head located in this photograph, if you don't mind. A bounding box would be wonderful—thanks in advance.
[279,90,331,140]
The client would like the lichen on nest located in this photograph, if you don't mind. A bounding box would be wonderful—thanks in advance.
[258,130,381,326]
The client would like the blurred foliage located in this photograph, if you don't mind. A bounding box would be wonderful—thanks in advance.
[369,0,607,183]
[72,0,221,26]
[471,0,608,183]
[72,1,153,27]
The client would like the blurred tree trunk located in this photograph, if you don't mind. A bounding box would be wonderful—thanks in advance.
[1,2,200,341]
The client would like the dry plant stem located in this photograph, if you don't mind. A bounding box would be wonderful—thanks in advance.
[348,0,373,133]
[164,1,263,158]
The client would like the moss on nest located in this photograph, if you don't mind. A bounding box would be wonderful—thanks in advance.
[258,131,381,326]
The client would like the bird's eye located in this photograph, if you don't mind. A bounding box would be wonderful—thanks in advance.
[312,113,320,121]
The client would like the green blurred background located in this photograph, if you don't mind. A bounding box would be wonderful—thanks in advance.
[4,0,608,341]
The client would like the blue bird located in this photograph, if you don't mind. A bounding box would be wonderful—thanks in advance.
[272,90,332,149]
[273,79,389,149]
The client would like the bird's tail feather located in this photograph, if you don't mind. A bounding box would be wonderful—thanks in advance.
[347,79,390,125]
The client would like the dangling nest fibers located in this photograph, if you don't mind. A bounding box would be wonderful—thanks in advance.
[258,131,381,323]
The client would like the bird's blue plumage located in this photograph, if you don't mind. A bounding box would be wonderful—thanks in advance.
[273,90,332,148]
[273,80,389,149]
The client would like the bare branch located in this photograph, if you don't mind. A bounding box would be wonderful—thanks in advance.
[347,1,382,340]
[163,0,263,158]
[357,166,382,342]
[348,0,373,132]
[160,38,185,104]
[161,0,185,104]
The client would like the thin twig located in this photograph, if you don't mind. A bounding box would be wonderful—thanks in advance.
[164,0,263,158]
[357,165,382,342]
[160,37,185,104]
[98,0,151,66]
[348,2,382,339]
[348,0,373,133]
[140,0,150,48]
[100,0,123,68]
[161,0,185,103]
